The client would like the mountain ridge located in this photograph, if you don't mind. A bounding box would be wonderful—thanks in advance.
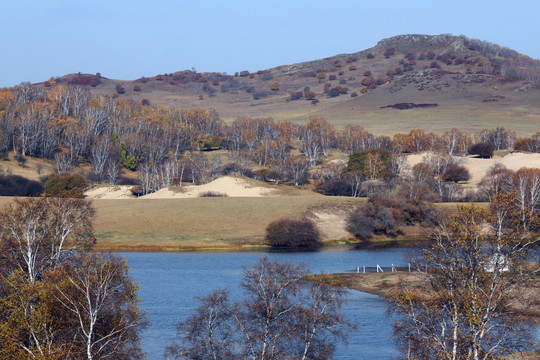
[7,34,540,134]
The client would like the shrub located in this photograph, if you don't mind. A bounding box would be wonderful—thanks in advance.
[253,90,270,100]
[366,53,374,59]
[349,65,357,71]
[304,91,316,100]
[115,84,125,94]
[405,52,416,60]
[133,85,141,92]
[199,191,228,197]
[317,73,326,80]
[361,76,374,86]
[363,70,372,77]
[327,88,340,97]
[44,173,86,198]
[260,71,273,80]
[270,82,279,91]
[441,164,471,183]
[265,218,321,248]
[289,91,303,101]
[329,75,337,81]
[429,61,440,69]
[384,48,396,58]
[0,174,43,196]
[346,208,375,239]
[469,142,495,158]
[315,179,351,197]
[141,99,151,106]
[350,92,358,98]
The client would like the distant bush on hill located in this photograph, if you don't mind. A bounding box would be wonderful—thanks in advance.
[0,174,43,196]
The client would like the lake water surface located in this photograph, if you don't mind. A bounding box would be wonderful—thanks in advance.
[122,248,418,360]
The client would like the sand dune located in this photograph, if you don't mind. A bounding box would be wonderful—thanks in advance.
[85,176,275,200]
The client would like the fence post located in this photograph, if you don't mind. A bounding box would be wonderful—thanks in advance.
[392,264,395,272]
[357,266,359,273]
[377,264,384,273]
[408,263,411,272]
[363,266,365,274]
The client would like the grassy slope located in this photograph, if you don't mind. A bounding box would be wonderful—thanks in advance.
[91,196,363,251]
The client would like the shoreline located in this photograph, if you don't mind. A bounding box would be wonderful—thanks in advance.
[93,237,432,253]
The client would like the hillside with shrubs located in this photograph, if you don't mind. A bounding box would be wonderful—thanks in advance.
[11,34,538,134]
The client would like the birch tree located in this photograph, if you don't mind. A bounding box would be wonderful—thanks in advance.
[166,257,354,360]
[52,253,146,360]
[390,195,539,360]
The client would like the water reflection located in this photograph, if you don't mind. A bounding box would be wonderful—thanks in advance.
[123,249,415,359]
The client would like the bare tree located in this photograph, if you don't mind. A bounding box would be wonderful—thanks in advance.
[106,159,121,185]
[52,253,146,360]
[0,198,94,284]
[89,136,113,181]
[166,257,354,360]
[166,290,238,360]
[390,196,539,360]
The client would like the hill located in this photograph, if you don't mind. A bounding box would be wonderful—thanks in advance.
[42,34,540,135]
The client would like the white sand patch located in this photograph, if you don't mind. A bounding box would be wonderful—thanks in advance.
[307,209,353,241]
[142,176,276,198]
[405,152,540,185]
[84,185,134,199]
[85,177,275,199]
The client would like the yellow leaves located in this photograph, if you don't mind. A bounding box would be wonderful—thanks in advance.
[0,90,14,111]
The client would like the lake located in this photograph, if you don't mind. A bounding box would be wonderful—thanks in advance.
[122,248,418,359]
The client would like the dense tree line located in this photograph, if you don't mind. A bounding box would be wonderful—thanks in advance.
[0,83,538,197]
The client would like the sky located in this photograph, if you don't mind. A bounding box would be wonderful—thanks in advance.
[1,0,539,87]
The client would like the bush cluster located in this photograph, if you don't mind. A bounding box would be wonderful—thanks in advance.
[469,142,495,158]
[347,194,435,240]
[265,218,321,248]
[0,174,43,196]
[44,173,86,198]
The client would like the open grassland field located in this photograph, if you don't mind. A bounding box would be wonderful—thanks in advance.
[108,78,540,136]
[91,196,363,251]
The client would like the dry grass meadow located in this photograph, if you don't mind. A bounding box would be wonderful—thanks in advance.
[91,195,363,251]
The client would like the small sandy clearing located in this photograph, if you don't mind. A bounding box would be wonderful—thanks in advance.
[405,152,540,185]
[84,176,275,199]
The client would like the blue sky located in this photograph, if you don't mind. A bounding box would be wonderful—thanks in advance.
[1,0,539,87]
